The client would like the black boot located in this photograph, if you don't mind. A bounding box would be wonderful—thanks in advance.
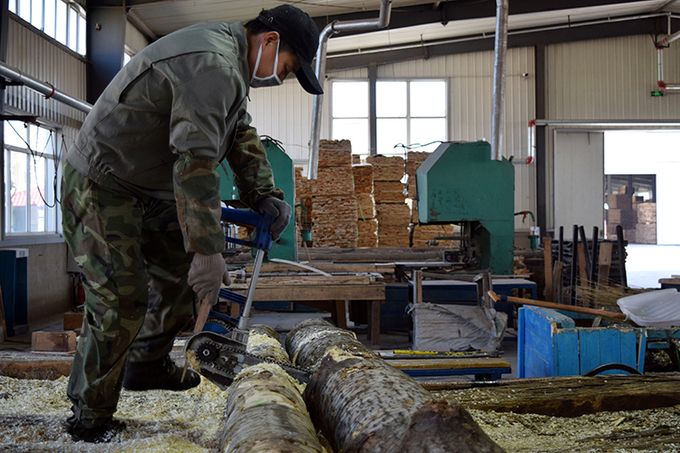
[123,355,201,391]
[65,414,125,443]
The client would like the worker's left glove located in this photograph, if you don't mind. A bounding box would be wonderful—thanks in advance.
[258,196,292,241]
[187,253,231,306]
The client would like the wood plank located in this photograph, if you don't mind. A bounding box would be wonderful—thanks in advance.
[577,242,589,289]
[248,263,383,273]
[543,237,553,301]
[597,242,613,287]
[389,357,511,370]
[333,300,347,329]
[424,375,680,417]
[0,360,72,380]
[31,331,76,353]
[225,284,385,302]
[552,261,563,303]
[254,275,372,286]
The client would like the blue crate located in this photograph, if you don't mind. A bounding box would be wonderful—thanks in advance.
[518,306,639,378]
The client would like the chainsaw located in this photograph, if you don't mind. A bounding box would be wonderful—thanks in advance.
[184,207,311,389]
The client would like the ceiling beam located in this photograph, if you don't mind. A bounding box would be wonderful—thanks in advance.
[325,15,670,72]
[311,0,659,34]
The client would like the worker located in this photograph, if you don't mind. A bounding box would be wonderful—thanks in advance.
[61,5,323,443]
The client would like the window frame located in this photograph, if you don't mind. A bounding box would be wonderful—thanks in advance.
[9,0,87,56]
[2,120,63,244]
[330,77,449,158]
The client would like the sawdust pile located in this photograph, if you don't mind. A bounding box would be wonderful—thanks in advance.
[0,375,228,452]
[469,407,680,452]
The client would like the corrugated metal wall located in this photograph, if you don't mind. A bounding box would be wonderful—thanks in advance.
[544,34,680,232]
[4,15,87,130]
[125,20,149,55]
[547,35,680,120]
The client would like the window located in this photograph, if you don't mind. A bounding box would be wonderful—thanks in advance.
[4,121,61,235]
[9,0,87,56]
[331,81,369,155]
[331,79,447,158]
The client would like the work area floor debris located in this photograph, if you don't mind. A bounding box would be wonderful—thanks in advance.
[2,373,680,452]
[0,375,228,452]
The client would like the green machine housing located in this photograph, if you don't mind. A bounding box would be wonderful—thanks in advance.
[218,138,297,261]
[416,141,514,275]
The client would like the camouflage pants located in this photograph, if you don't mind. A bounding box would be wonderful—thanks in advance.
[61,160,194,425]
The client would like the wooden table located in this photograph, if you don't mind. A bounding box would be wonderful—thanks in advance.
[221,277,386,349]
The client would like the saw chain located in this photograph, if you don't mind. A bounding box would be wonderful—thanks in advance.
[184,331,312,389]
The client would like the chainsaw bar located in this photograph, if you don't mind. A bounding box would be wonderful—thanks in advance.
[184,331,312,389]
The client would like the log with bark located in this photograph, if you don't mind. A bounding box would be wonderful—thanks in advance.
[286,319,506,453]
[219,324,328,453]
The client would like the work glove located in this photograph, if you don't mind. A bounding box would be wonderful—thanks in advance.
[258,196,292,241]
[187,253,231,306]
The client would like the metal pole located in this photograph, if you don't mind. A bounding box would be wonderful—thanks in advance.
[490,0,509,161]
[0,61,92,113]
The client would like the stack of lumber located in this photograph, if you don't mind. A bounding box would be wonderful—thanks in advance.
[606,186,636,242]
[412,223,457,247]
[405,151,430,199]
[366,155,409,247]
[636,201,657,244]
[295,167,313,245]
[405,151,430,223]
[311,140,358,248]
[353,164,377,247]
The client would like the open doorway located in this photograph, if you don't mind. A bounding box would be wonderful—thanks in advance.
[604,130,680,288]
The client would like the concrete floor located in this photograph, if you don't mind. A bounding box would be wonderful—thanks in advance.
[626,244,680,289]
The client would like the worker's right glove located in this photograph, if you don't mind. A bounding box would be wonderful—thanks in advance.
[258,196,292,241]
[187,253,231,306]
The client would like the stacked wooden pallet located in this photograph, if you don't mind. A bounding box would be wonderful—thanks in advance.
[310,140,358,248]
[366,155,409,247]
[635,201,657,244]
[353,164,377,247]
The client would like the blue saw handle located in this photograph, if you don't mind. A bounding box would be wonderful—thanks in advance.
[221,207,274,252]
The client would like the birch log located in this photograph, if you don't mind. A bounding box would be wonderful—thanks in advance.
[286,319,506,453]
[220,324,327,453]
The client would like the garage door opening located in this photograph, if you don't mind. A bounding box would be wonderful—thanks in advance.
[605,130,680,288]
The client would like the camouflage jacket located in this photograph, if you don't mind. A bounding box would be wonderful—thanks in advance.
[67,22,283,256]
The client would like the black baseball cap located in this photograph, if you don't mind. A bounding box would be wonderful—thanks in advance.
[256,5,324,95]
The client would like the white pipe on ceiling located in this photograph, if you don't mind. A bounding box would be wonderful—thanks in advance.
[307,0,393,180]
[490,0,508,162]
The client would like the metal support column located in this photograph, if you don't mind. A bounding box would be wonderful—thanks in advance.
[87,0,126,103]
[368,63,377,156]
[534,44,548,236]
[0,0,9,240]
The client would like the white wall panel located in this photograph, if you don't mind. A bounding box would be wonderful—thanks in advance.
[248,67,366,165]
[125,20,150,55]
[547,35,680,120]
[5,16,87,128]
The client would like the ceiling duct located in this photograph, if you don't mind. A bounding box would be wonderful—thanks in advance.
[307,0,393,180]
[491,0,509,162]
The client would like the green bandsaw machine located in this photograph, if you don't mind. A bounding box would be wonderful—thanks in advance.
[218,137,297,262]
[416,141,514,275]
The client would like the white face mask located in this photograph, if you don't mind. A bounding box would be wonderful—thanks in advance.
[251,40,283,88]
